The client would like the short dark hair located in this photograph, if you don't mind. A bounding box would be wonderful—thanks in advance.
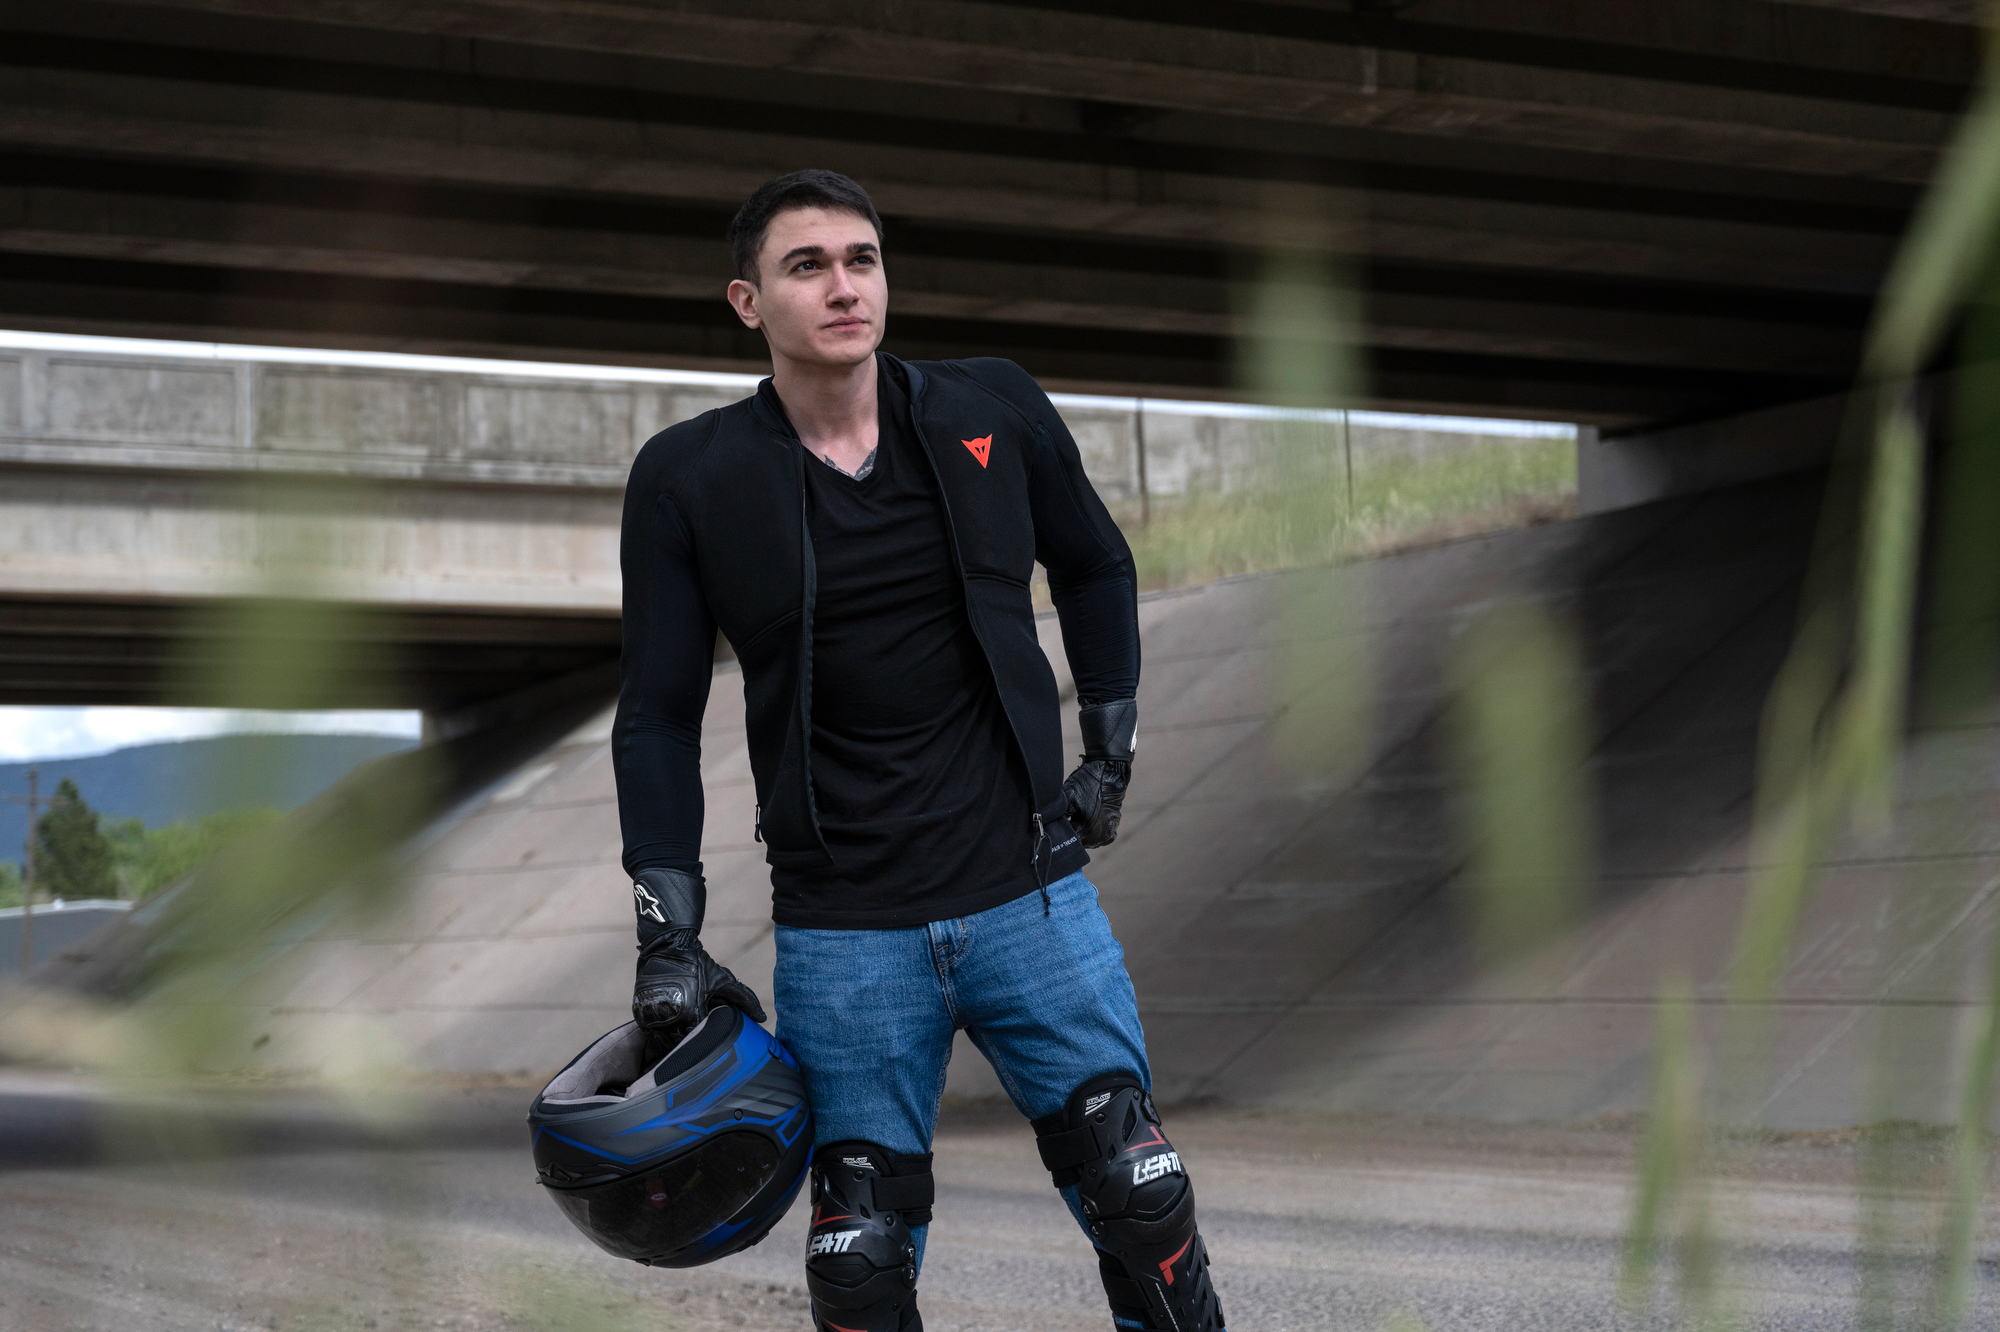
[727,170,884,282]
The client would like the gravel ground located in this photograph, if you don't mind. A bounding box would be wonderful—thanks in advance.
[0,1072,1993,1331]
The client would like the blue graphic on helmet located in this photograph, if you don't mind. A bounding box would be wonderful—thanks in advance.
[527,1007,815,1269]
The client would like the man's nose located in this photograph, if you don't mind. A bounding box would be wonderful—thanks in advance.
[827,264,860,304]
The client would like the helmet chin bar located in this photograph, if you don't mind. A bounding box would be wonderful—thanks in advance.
[804,1140,934,1332]
[1033,1073,1226,1332]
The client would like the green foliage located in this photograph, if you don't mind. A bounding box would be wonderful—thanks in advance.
[1622,979,1717,1322]
[1353,432,1575,537]
[1924,291,2000,723]
[34,777,117,900]
[1123,433,1575,592]
[1636,36,2000,1332]
[1447,605,1593,965]
[109,808,286,900]
[1,786,280,905]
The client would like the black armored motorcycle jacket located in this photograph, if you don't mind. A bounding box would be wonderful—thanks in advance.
[613,353,1140,877]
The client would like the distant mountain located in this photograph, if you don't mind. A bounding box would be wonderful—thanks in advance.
[0,733,418,862]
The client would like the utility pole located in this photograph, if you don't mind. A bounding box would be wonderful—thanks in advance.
[1135,399,1151,527]
[3,766,41,974]
[1341,408,1354,519]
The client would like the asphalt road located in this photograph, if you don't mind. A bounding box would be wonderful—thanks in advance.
[0,1073,1991,1331]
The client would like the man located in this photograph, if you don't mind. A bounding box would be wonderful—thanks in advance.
[612,169,1226,1332]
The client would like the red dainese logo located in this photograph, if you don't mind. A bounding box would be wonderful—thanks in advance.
[962,434,992,467]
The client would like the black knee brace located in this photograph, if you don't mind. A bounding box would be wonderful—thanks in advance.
[1034,1074,1225,1332]
[804,1140,934,1332]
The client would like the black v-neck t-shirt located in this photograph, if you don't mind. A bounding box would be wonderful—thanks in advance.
[771,365,1078,927]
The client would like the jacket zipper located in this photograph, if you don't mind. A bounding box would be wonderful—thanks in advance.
[793,440,827,856]
[904,363,1061,906]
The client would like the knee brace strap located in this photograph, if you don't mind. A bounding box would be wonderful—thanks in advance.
[1035,1118,1112,1189]
[865,1170,936,1227]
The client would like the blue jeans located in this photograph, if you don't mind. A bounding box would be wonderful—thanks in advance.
[773,871,1151,1273]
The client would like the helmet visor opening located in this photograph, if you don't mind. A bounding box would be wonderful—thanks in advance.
[549,1131,781,1263]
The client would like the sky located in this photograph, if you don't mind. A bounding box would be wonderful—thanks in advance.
[0,708,424,763]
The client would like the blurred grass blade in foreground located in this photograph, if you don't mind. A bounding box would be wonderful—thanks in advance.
[1643,29,2000,1331]
[1622,978,1711,1318]
[1930,278,2000,1328]
[1445,605,1592,968]
[1236,224,1374,782]
[1721,9,2000,1128]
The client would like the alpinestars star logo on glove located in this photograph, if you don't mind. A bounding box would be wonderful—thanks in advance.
[962,434,991,467]
[633,881,667,923]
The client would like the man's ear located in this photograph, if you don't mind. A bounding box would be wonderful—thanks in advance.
[726,277,762,330]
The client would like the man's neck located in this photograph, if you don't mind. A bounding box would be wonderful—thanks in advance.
[773,353,879,475]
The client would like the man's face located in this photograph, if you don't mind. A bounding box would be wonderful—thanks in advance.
[727,207,886,369]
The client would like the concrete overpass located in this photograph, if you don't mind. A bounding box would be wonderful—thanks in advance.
[0,331,742,714]
[4,0,1969,719]
[0,0,1980,427]
[0,328,1573,715]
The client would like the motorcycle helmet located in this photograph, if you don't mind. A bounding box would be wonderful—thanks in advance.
[528,1005,813,1267]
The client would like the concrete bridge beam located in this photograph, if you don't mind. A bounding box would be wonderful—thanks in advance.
[0,0,1972,420]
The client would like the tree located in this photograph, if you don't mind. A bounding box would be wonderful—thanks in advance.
[105,817,146,898]
[108,808,285,899]
[34,778,116,901]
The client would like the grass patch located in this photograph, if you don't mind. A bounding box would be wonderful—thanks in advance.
[1114,432,1576,592]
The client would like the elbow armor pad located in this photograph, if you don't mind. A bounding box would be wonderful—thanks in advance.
[804,1140,933,1332]
[1034,1075,1225,1332]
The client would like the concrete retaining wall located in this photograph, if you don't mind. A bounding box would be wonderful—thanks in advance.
[1578,391,1847,514]
[0,345,743,488]
[0,901,129,981]
[0,335,1567,500]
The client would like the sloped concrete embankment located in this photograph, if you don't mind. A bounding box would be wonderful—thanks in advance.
[89,469,2000,1129]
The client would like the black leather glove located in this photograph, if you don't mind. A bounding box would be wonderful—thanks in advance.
[1061,699,1137,849]
[630,867,766,1056]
